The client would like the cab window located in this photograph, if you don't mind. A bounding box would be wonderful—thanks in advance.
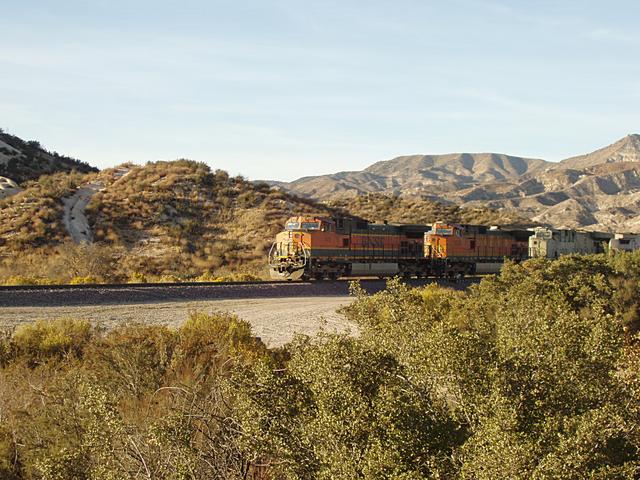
[435,227,453,236]
[301,222,320,230]
[286,222,300,230]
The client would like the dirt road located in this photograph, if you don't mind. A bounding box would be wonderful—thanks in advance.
[63,183,101,243]
[0,296,355,348]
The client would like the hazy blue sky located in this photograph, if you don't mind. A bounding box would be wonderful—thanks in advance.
[1,0,639,180]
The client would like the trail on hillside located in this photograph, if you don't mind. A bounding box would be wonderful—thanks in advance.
[63,183,101,243]
[62,167,130,243]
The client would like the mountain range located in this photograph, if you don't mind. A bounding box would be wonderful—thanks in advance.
[270,134,640,231]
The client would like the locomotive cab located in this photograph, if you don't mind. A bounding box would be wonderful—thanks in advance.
[269,216,339,280]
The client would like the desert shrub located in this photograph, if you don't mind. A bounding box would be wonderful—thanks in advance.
[0,243,126,285]
[127,272,147,283]
[11,319,95,364]
[68,276,99,285]
[0,275,57,286]
[234,256,640,478]
[235,334,461,479]
[84,324,178,397]
[0,313,269,479]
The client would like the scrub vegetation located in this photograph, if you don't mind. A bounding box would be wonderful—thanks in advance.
[0,172,91,255]
[326,192,528,227]
[0,129,97,184]
[1,253,639,478]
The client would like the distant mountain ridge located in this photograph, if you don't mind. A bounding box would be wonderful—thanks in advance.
[0,128,97,184]
[555,134,640,170]
[271,134,640,231]
[278,152,549,199]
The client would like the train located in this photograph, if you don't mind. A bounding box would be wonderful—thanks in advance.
[268,215,639,280]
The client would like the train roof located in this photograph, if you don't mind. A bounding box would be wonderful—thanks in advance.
[529,226,615,240]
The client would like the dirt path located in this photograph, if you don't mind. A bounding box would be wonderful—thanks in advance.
[0,296,356,348]
[63,183,101,243]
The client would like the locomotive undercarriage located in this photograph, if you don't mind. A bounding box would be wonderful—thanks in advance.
[271,258,440,281]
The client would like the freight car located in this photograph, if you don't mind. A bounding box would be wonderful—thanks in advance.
[269,215,432,280]
[528,227,613,258]
[609,233,640,252]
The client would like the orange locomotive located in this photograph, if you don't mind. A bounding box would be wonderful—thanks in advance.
[269,216,532,280]
[424,222,530,275]
[269,215,432,280]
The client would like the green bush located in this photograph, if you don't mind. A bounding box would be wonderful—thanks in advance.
[234,256,640,478]
[11,319,94,363]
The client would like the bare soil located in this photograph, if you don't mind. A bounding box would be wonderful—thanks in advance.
[63,183,102,243]
[0,296,356,348]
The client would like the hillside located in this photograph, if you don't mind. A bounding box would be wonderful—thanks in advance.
[557,134,640,170]
[273,134,640,231]
[85,160,338,277]
[0,128,97,184]
[0,172,91,255]
[0,161,336,281]
[326,193,529,227]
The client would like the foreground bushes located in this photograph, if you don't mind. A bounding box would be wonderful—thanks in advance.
[1,253,639,478]
[237,254,640,479]
[0,313,269,479]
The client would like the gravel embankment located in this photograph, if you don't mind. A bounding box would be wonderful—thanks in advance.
[0,278,478,308]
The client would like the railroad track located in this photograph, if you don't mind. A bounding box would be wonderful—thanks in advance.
[0,277,482,308]
[0,279,296,292]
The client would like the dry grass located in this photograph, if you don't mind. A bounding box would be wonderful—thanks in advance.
[85,160,338,278]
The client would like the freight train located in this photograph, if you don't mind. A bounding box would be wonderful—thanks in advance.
[268,215,637,280]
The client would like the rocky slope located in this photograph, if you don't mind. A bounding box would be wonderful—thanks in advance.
[556,134,640,170]
[0,129,97,185]
[274,134,640,231]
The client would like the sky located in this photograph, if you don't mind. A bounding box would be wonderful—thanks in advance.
[1,0,639,181]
